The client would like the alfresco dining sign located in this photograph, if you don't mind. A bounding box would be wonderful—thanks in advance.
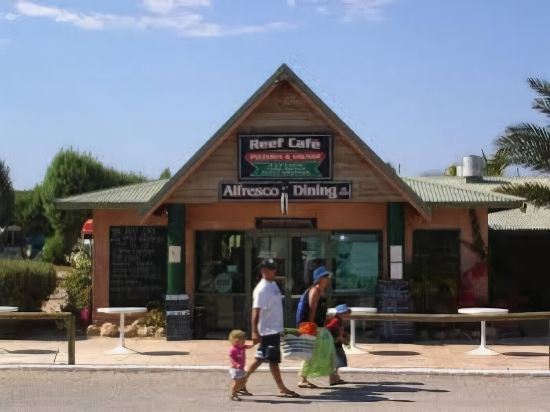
[220,182,351,201]
[239,134,332,180]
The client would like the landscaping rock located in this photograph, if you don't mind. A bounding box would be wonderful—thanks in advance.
[100,322,119,337]
[138,326,156,337]
[131,319,142,328]
[155,327,165,338]
[86,324,101,337]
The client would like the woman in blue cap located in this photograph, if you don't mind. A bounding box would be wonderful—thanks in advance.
[297,265,335,388]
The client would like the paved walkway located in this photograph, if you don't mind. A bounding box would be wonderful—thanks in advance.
[1,337,549,371]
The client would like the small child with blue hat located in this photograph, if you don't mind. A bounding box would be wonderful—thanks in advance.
[325,303,352,385]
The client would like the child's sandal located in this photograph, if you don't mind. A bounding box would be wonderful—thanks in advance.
[230,395,241,401]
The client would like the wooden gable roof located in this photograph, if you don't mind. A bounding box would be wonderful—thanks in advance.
[141,64,431,220]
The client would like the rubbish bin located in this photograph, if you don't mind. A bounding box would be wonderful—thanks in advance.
[193,306,208,339]
[166,294,192,341]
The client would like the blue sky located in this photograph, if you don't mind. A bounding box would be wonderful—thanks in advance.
[1,0,549,189]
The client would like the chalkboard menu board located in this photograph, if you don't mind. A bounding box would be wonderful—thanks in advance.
[109,226,167,307]
[376,280,415,342]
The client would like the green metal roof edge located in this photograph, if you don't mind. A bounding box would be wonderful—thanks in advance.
[403,177,525,207]
[56,179,169,210]
[141,64,431,219]
[56,202,146,210]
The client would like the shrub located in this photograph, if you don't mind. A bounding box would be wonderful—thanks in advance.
[63,242,92,309]
[0,259,57,311]
[136,301,166,328]
[43,232,66,264]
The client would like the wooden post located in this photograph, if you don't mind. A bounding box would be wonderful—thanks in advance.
[67,314,75,365]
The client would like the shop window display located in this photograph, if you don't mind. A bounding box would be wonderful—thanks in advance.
[196,232,245,294]
[331,232,380,295]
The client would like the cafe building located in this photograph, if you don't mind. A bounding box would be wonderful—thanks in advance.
[57,64,524,337]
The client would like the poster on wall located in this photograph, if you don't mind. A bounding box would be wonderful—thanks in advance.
[239,134,332,180]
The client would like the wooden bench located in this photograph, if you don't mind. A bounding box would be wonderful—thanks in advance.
[0,312,75,365]
[343,311,550,369]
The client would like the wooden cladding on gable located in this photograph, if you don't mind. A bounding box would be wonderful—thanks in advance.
[166,83,404,204]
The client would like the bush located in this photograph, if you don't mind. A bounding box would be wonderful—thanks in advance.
[136,301,166,328]
[63,242,92,309]
[0,259,57,311]
[43,232,66,264]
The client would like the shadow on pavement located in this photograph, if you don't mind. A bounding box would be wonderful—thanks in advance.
[5,349,58,354]
[138,351,189,356]
[242,398,312,405]
[501,351,548,357]
[368,351,420,356]
[291,381,449,404]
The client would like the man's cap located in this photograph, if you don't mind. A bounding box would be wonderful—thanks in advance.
[312,266,330,284]
[335,304,351,314]
[258,258,277,270]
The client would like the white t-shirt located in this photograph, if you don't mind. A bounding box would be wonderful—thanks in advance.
[252,279,284,336]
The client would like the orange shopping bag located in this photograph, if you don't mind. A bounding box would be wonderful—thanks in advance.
[298,322,317,337]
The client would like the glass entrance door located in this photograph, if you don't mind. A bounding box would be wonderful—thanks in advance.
[247,231,332,327]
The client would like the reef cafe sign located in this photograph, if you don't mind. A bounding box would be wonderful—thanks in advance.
[239,134,332,180]
[220,182,352,201]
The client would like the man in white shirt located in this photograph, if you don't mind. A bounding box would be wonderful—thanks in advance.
[245,258,300,398]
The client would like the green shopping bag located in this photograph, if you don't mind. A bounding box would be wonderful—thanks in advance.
[300,327,335,378]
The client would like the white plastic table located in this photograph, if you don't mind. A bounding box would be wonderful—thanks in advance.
[458,307,508,355]
[97,307,147,354]
[327,307,377,353]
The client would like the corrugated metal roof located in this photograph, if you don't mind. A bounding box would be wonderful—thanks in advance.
[402,177,525,206]
[56,179,169,209]
[412,176,549,196]
[489,204,550,231]
[58,175,530,209]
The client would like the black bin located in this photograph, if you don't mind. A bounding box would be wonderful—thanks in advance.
[166,294,192,341]
[193,306,208,339]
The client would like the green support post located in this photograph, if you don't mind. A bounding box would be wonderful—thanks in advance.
[167,204,185,294]
[387,202,405,279]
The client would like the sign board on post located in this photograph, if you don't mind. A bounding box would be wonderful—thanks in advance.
[239,134,332,180]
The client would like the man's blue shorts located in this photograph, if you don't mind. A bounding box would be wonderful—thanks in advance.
[255,333,281,363]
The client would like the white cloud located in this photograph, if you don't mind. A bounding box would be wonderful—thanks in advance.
[16,1,105,29]
[143,0,211,14]
[0,12,18,21]
[12,1,291,37]
[341,0,394,21]
[287,0,395,21]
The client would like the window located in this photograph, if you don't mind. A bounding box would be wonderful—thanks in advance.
[195,232,245,294]
[330,232,380,293]
[412,230,460,313]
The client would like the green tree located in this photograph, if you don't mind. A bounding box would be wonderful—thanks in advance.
[495,78,550,206]
[481,149,507,177]
[14,186,51,236]
[41,148,147,255]
[159,168,171,179]
[0,159,15,227]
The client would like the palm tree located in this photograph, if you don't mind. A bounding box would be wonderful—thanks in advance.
[494,78,550,207]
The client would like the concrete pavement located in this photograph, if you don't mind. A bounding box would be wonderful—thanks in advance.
[1,337,550,374]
